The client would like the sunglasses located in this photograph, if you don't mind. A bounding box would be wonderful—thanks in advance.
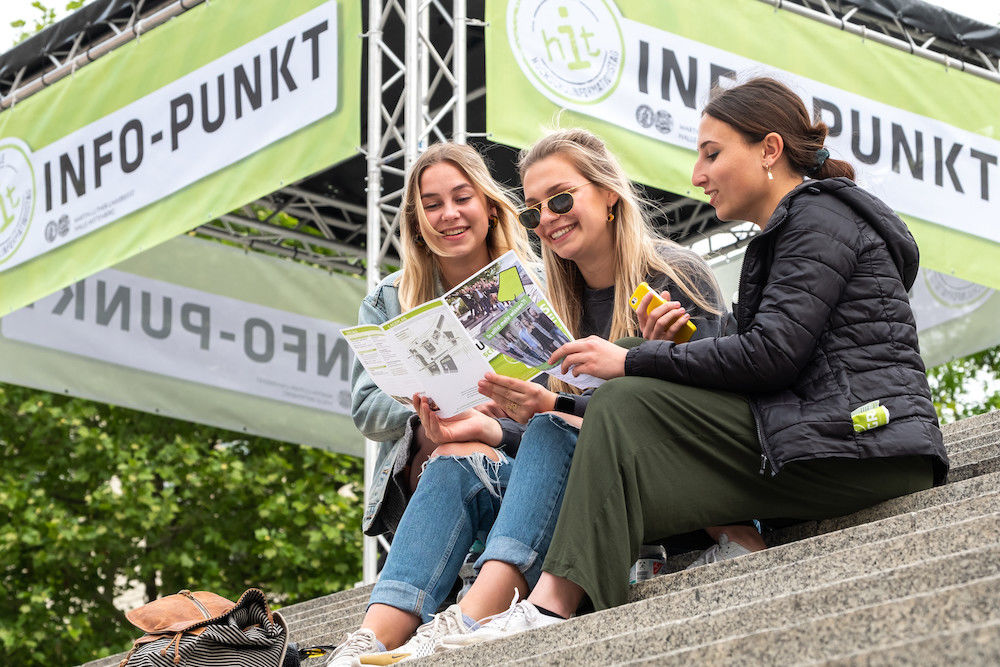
[517,183,591,229]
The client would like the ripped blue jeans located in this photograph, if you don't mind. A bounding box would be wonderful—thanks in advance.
[368,413,579,622]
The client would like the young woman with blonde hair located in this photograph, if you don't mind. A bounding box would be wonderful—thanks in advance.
[346,127,727,664]
[333,141,535,665]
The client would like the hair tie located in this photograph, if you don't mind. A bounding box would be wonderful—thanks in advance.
[807,147,830,176]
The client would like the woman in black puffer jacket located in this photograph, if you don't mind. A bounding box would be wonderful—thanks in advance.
[445,78,950,632]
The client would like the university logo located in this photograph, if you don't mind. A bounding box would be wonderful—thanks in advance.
[923,270,993,309]
[508,0,625,105]
[0,138,35,264]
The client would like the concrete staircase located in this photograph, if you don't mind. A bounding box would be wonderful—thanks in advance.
[84,409,1000,665]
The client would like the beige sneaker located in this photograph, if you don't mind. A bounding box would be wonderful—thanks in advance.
[357,604,472,664]
[440,593,563,649]
[319,628,382,667]
[685,533,753,569]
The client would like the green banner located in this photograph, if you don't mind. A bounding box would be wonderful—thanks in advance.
[0,235,368,455]
[487,0,1000,290]
[0,0,361,315]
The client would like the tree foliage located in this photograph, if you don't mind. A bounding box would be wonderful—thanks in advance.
[9,1,88,45]
[927,343,1000,425]
[0,382,363,665]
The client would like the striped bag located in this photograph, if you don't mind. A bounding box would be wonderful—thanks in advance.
[119,588,294,666]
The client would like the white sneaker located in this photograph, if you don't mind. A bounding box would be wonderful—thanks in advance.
[320,628,382,667]
[439,593,564,649]
[356,604,472,665]
[685,533,753,570]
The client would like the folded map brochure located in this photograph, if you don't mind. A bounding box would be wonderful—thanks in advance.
[341,251,603,417]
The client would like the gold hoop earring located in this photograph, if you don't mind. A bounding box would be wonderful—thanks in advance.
[414,234,426,248]
[489,215,499,230]
[607,212,615,223]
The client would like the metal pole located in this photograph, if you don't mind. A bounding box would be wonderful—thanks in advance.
[405,0,421,161]
[362,0,385,586]
[454,0,467,143]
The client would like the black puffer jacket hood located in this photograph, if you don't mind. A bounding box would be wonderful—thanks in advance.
[809,178,920,291]
[627,178,948,483]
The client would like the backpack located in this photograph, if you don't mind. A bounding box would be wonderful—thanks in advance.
[119,588,294,666]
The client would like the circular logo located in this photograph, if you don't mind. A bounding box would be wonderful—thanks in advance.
[655,110,673,135]
[635,104,654,128]
[508,0,625,105]
[923,270,993,309]
[0,139,35,265]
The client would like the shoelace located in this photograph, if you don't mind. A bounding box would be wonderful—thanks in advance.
[332,630,375,658]
[408,609,467,653]
[477,591,532,631]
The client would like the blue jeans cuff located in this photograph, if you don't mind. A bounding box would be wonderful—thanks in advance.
[476,534,544,587]
[368,578,439,624]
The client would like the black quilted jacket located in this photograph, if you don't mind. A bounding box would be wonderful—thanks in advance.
[626,178,948,483]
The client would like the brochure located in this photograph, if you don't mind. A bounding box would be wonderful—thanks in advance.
[341,251,603,417]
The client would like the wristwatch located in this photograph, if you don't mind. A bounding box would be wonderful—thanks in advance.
[554,393,576,415]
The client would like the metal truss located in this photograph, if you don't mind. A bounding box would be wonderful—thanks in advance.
[195,185,383,276]
[360,0,475,581]
[760,0,1000,83]
[0,0,193,110]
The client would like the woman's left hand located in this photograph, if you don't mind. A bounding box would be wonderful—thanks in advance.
[414,394,502,446]
[549,336,627,380]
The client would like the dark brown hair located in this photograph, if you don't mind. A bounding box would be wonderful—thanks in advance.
[704,77,854,181]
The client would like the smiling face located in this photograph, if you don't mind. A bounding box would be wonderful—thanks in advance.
[691,114,773,226]
[521,153,616,268]
[417,160,492,266]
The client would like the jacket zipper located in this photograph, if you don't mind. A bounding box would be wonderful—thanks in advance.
[751,401,776,477]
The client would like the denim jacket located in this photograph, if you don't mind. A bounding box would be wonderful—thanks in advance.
[351,270,418,536]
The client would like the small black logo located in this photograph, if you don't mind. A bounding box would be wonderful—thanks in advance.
[635,105,654,129]
[44,221,57,242]
[655,110,673,135]
[57,214,70,237]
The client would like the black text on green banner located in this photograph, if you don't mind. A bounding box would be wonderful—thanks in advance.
[0,1,340,273]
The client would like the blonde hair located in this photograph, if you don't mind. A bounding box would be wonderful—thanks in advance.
[397,142,536,310]
[518,128,722,393]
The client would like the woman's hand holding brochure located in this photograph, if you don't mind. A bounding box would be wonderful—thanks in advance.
[478,372,557,424]
[414,394,502,448]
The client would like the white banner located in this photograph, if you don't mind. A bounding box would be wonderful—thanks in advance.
[0,1,339,272]
[1,268,355,413]
[507,0,1000,243]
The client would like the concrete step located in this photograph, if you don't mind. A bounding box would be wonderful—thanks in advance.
[940,409,999,438]
[278,583,372,621]
[820,618,1000,666]
[764,470,1000,549]
[291,608,367,647]
[516,543,1000,666]
[949,452,1000,483]
[944,426,1000,454]
[289,484,1000,650]
[949,441,1000,469]
[415,511,1000,666]
[279,588,371,629]
[291,481,1000,650]
[644,574,1000,665]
